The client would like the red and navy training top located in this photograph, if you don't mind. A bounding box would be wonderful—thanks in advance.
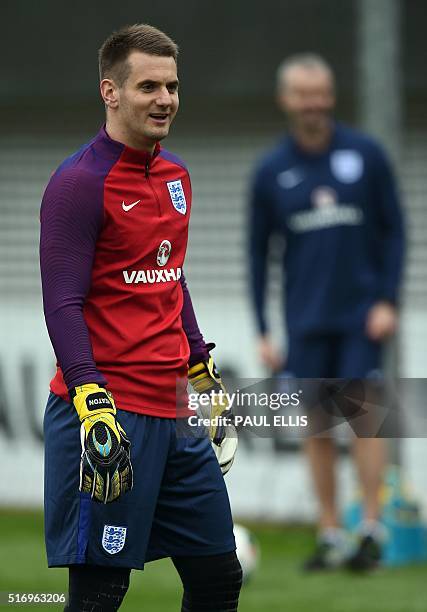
[40,125,208,417]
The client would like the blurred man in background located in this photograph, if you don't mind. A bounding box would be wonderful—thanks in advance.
[248,54,405,571]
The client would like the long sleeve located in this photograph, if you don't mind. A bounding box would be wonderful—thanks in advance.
[180,273,210,366]
[248,163,276,334]
[40,168,107,390]
[371,145,405,304]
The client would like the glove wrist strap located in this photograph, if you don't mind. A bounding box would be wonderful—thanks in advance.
[70,383,104,399]
[71,383,117,422]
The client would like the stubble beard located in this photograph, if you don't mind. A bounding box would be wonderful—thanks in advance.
[123,114,170,149]
[144,124,170,142]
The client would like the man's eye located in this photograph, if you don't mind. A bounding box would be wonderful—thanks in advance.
[168,85,178,93]
[141,84,154,92]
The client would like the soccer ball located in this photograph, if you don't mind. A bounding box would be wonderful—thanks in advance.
[234,523,260,583]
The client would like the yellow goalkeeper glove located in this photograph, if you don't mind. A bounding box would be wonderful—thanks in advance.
[71,384,133,503]
[188,356,238,474]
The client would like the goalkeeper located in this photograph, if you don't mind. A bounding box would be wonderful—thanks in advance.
[40,24,240,612]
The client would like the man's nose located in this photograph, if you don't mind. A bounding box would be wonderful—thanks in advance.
[305,93,327,107]
[156,87,172,106]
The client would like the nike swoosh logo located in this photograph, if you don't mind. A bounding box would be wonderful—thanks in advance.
[277,169,304,189]
[122,200,141,212]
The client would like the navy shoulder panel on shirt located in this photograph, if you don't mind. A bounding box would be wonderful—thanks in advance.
[40,167,106,243]
[43,132,125,211]
[334,124,394,181]
[259,136,293,167]
[334,123,385,154]
[53,139,96,178]
[53,133,124,178]
[252,137,296,183]
[159,149,188,171]
[41,134,123,235]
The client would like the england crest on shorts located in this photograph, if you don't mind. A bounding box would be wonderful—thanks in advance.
[167,179,187,215]
[330,150,364,184]
[102,525,127,555]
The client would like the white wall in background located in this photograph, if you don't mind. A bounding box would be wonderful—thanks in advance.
[0,303,425,519]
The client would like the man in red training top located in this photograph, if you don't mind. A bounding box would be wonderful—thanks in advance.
[40,23,240,612]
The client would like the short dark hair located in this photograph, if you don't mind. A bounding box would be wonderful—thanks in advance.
[98,23,179,86]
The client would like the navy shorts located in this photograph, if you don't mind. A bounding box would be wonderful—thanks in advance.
[285,332,382,378]
[44,393,235,570]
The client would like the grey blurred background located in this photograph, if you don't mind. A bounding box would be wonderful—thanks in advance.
[0,0,426,516]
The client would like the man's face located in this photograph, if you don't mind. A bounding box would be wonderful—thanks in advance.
[107,51,179,148]
[277,66,335,131]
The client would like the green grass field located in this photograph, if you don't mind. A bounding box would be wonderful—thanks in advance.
[1,509,426,611]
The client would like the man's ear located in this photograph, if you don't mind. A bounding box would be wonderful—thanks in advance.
[100,78,119,109]
[276,89,288,114]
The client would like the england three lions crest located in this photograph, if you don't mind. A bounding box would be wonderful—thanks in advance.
[167,179,187,215]
[102,525,127,555]
[330,150,364,184]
